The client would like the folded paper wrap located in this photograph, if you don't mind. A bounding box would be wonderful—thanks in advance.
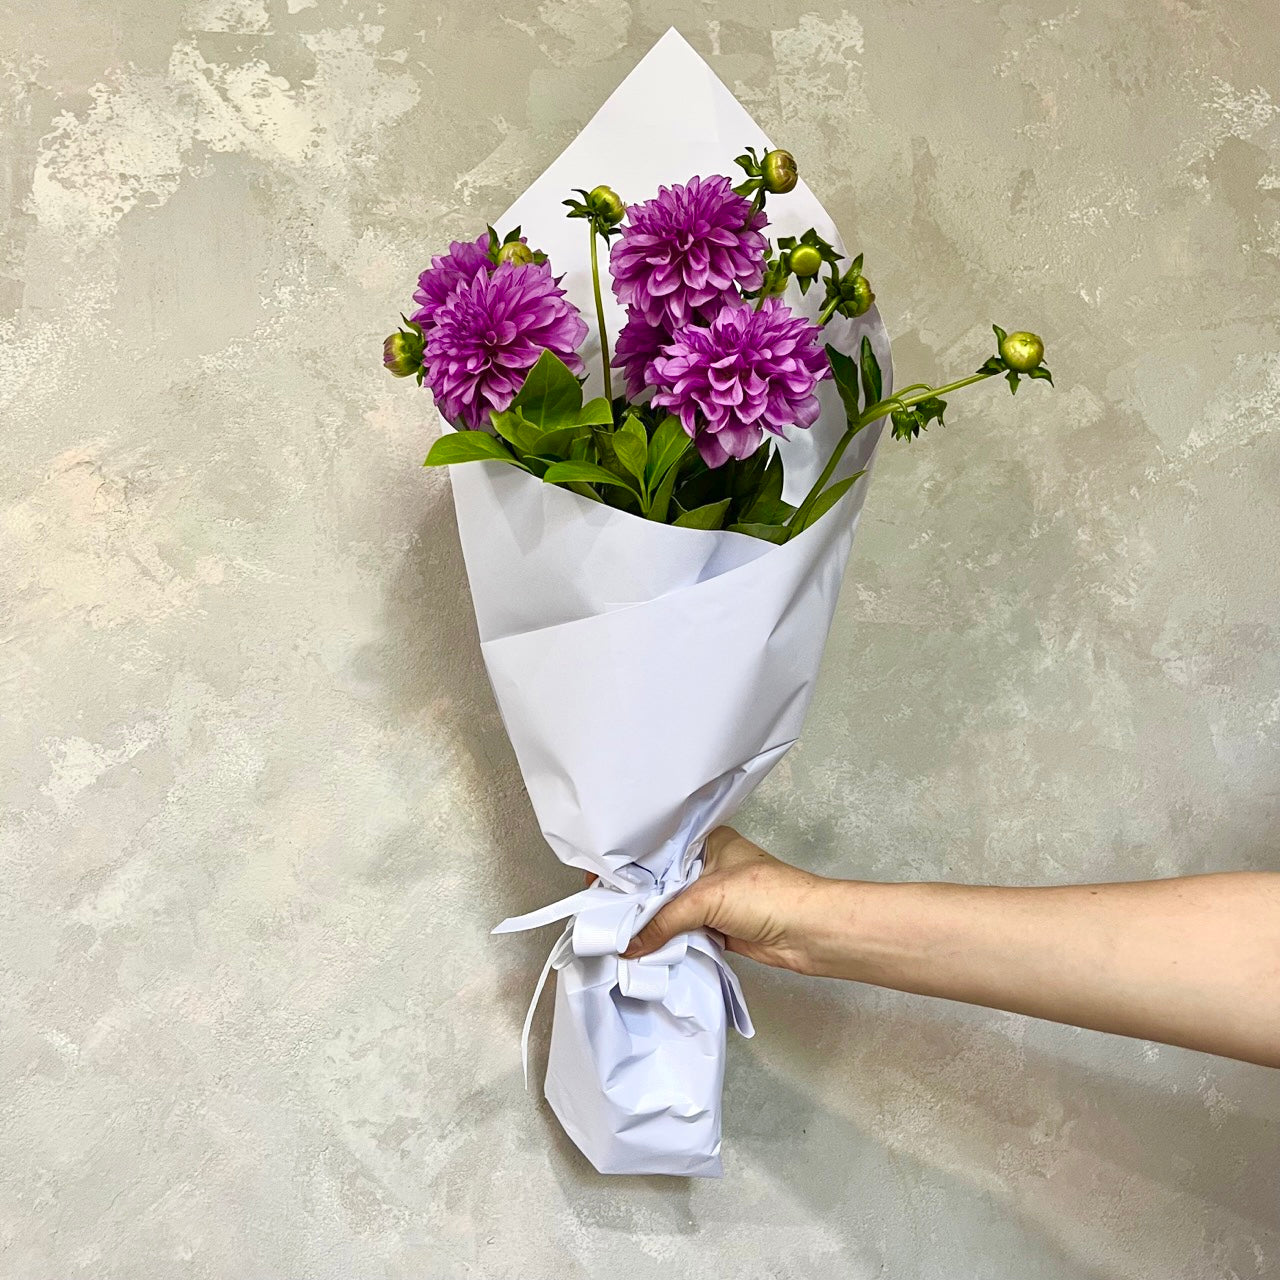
[445,28,891,1176]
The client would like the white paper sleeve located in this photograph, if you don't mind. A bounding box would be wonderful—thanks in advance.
[443,29,892,1176]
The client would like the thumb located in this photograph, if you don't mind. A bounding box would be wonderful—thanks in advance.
[622,885,712,958]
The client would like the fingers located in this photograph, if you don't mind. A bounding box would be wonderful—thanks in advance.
[622,883,714,958]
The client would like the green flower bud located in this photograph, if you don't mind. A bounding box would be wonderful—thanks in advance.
[841,274,875,317]
[788,243,823,278]
[588,184,626,226]
[998,331,1045,373]
[760,149,798,195]
[383,328,424,378]
[496,240,535,266]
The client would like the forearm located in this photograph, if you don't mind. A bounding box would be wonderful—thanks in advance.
[803,873,1280,1067]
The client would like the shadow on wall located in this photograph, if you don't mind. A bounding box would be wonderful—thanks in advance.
[361,484,577,1032]
[731,972,1279,1278]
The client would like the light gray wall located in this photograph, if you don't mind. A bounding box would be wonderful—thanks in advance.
[2,3,1277,1278]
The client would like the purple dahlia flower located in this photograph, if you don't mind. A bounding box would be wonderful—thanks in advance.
[609,175,768,330]
[611,309,672,398]
[410,233,493,329]
[423,261,588,429]
[650,298,831,468]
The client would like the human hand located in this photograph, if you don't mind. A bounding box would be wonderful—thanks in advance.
[621,826,846,976]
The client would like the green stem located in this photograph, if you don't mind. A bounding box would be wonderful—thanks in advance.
[786,370,997,537]
[589,226,613,403]
[889,382,933,400]
[816,295,840,327]
[785,419,866,536]
[901,371,988,405]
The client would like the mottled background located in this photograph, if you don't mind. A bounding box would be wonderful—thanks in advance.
[2,1,1278,1277]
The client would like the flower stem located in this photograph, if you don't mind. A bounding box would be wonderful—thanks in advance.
[785,418,866,535]
[785,369,998,537]
[588,225,613,402]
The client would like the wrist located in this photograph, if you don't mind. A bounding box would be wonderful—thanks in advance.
[793,878,937,984]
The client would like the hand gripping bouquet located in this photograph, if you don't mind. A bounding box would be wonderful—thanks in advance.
[382,31,1053,1176]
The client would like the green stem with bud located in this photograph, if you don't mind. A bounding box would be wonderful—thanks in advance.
[588,225,613,403]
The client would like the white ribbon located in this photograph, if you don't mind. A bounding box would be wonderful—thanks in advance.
[492,854,754,1084]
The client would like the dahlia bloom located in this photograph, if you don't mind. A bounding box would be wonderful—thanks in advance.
[410,233,494,329]
[611,309,672,398]
[423,262,588,428]
[650,298,831,468]
[610,175,767,330]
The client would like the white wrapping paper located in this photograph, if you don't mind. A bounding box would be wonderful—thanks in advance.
[445,29,892,1176]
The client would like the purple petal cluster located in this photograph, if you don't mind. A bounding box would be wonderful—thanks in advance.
[612,309,672,399]
[609,175,767,330]
[410,233,493,330]
[650,298,831,468]
[423,262,588,428]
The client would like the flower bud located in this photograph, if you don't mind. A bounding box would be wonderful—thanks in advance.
[383,328,424,378]
[840,274,875,317]
[496,240,535,266]
[788,243,823,278]
[998,331,1045,373]
[588,184,626,226]
[760,149,798,195]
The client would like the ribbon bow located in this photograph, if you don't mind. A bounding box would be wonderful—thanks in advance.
[493,855,754,1084]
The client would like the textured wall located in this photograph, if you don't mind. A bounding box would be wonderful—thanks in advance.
[2,2,1278,1277]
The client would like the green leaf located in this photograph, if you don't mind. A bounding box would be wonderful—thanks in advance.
[758,446,785,504]
[645,415,692,491]
[825,343,860,420]
[1027,365,1054,385]
[575,396,615,427]
[743,496,794,526]
[645,455,681,522]
[543,460,640,496]
[859,335,882,409]
[913,396,946,432]
[740,449,790,524]
[528,424,589,459]
[1005,369,1021,394]
[796,472,865,531]
[424,431,527,469]
[490,407,542,455]
[511,349,583,430]
[673,498,731,530]
[727,521,789,544]
[612,413,649,486]
[976,356,1005,375]
[992,323,1008,345]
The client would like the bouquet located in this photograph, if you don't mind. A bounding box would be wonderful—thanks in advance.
[381,30,1052,1176]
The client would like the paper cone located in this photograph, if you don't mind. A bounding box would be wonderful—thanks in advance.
[445,28,892,1176]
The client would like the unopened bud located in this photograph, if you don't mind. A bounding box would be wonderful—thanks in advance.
[841,274,875,317]
[998,331,1045,373]
[496,240,535,267]
[588,185,626,226]
[761,149,798,195]
[383,328,424,378]
[788,244,823,278]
